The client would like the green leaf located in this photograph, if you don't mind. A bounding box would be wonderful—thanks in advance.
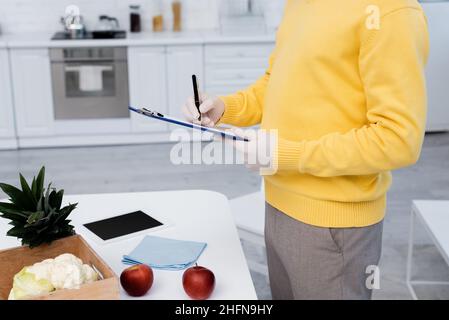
[7,226,26,237]
[0,183,32,211]
[34,166,45,200]
[55,203,77,223]
[0,211,28,222]
[36,195,44,212]
[0,203,31,222]
[31,177,36,195]
[26,211,45,225]
[0,202,20,212]
[49,189,64,210]
[19,174,37,207]
[43,183,52,213]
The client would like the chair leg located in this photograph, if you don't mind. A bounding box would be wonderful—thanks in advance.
[406,208,418,300]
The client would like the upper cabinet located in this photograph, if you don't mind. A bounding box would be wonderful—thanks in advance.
[129,45,204,132]
[0,48,17,149]
[166,45,204,119]
[128,46,168,133]
[9,49,54,137]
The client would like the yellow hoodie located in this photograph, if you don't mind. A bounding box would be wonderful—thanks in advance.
[220,0,429,228]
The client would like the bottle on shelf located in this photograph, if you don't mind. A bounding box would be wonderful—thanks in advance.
[129,4,141,33]
[172,1,182,32]
[152,0,164,32]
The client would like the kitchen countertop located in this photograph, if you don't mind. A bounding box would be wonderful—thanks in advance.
[2,30,276,48]
[0,191,258,300]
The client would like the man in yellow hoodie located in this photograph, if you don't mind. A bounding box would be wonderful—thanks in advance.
[183,0,429,299]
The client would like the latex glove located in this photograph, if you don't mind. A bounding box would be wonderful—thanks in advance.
[229,128,279,176]
[182,93,225,127]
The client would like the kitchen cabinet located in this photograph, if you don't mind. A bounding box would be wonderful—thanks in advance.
[129,45,204,132]
[9,49,54,137]
[166,45,204,119]
[0,49,17,149]
[128,46,168,133]
[204,43,274,96]
[422,2,449,132]
[3,36,275,148]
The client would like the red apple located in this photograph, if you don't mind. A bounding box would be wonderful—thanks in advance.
[182,266,215,300]
[120,264,154,297]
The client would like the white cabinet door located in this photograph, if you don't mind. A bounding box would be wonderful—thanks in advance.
[128,46,168,133]
[0,49,16,140]
[166,45,204,120]
[204,43,274,97]
[422,2,449,132]
[10,49,54,137]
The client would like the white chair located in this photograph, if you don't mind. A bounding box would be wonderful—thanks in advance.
[230,180,268,275]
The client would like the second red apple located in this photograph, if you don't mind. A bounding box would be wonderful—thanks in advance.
[182,266,215,300]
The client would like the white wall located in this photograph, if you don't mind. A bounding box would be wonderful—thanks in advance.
[0,0,222,35]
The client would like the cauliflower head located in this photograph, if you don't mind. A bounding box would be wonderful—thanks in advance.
[8,253,99,300]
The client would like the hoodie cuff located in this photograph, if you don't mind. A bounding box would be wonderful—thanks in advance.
[275,138,304,172]
[217,95,242,125]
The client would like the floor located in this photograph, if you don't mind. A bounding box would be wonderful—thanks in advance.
[1,132,449,300]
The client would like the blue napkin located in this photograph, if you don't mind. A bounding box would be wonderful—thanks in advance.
[122,235,207,271]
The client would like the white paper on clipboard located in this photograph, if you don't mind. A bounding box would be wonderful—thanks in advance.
[129,106,250,142]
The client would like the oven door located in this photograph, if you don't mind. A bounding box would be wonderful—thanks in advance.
[52,55,129,120]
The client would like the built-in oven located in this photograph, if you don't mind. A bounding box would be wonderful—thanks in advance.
[50,47,129,120]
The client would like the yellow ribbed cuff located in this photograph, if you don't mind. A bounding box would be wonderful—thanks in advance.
[275,138,304,172]
[217,95,242,125]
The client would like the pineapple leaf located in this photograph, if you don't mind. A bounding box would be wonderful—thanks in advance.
[8,220,23,226]
[7,226,26,237]
[0,202,28,216]
[49,189,64,210]
[31,177,37,195]
[19,174,37,206]
[55,203,78,223]
[0,211,28,222]
[33,166,45,200]
[26,211,45,225]
[43,183,52,213]
[37,194,45,212]
[0,183,33,211]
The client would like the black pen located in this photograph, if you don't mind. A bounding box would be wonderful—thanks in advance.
[192,74,201,121]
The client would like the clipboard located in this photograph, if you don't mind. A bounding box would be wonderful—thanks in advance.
[129,106,250,142]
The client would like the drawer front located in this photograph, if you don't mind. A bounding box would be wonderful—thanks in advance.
[205,44,274,97]
[206,67,266,87]
[205,44,273,69]
[205,44,273,62]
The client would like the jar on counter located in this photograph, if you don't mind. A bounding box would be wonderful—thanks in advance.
[152,0,164,32]
[129,5,141,33]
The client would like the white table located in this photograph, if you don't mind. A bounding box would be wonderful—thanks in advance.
[407,200,449,300]
[0,191,257,300]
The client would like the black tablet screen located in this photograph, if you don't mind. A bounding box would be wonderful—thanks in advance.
[83,211,163,241]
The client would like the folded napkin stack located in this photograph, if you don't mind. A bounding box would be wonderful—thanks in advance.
[122,235,207,271]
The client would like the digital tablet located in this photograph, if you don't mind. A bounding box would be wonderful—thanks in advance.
[83,210,171,244]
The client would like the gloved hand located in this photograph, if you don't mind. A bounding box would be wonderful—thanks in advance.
[182,93,225,127]
[229,128,279,176]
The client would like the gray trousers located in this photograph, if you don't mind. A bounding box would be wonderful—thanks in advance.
[265,203,383,300]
